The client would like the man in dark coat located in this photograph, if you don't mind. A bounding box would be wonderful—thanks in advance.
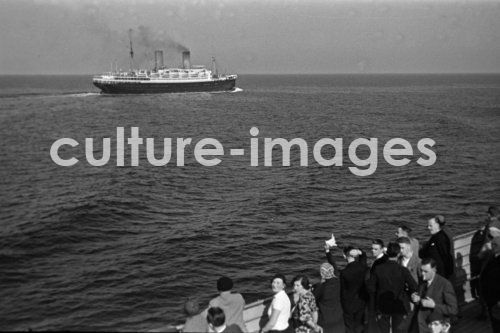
[419,216,454,279]
[326,244,367,333]
[479,236,500,333]
[411,258,458,333]
[370,239,388,274]
[469,208,496,319]
[367,242,418,333]
[397,236,421,332]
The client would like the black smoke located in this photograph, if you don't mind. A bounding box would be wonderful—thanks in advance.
[136,25,189,53]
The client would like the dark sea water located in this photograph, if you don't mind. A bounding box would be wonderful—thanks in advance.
[1,74,499,330]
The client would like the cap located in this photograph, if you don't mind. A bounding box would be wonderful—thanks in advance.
[435,215,445,225]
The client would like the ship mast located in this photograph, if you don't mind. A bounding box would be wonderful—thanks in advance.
[128,28,134,71]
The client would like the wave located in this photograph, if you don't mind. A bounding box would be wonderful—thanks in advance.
[0,91,100,99]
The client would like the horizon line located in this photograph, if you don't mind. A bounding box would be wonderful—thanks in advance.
[1,72,500,76]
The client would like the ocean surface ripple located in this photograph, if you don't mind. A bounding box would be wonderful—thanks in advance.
[0,74,499,330]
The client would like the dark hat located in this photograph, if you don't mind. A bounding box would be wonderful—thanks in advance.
[184,299,200,316]
[435,215,445,225]
[426,311,450,324]
[217,276,233,292]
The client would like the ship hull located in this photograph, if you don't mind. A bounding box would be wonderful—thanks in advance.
[93,78,236,94]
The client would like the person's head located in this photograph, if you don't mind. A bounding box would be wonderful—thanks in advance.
[397,237,412,258]
[488,208,500,236]
[488,206,499,219]
[207,307,225,330]
[184,298,201,317]
[343,246,361,262]
[343,245,353,257]
[427,312,451,333]
[428,215,445,235]
[271,274,286,294]
[421,258,437,282]
[292,275,310,295]
[216,276,233,293]
[371,239,384,258]
[320,262,335,280]
[386,242,401,258]
[396,225,412,238]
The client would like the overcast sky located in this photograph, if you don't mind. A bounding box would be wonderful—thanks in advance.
[1,0,499,74]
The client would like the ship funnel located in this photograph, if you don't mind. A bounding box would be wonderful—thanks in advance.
[182,51,191,69]
[154,50,164,71]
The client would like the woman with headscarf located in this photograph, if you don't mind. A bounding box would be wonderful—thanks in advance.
[312,263,344,333]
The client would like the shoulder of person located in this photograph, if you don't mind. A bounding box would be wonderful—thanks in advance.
[435,274,451,287]
[224,324,244,333]
[209,297,218,307]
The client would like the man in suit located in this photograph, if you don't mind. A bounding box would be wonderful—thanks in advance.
[370,239,388,274]
[397,237,422,332]
[326,243,368,333]
[411,258,458,333]
[396,225,420,258]
[397,236,421,284]
[479,236,500,333]
[469,207,498,319]
[367,242,418,333]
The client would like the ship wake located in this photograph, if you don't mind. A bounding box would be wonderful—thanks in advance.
[66,92,101,97]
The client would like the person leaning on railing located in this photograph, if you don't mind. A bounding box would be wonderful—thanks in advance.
[291,275,322,333]
[261,274,292,333]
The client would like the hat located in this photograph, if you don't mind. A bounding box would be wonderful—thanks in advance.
[184,299,201,316]
[426,311,450,324]
[217,276,233,292]
[435,215,445,225]
[320,263,335,280]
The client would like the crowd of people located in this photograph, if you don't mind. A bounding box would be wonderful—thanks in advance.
[179,207,500,333]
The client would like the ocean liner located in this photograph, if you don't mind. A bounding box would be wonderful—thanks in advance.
[93,32,236,94]
[93,50,236,94]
